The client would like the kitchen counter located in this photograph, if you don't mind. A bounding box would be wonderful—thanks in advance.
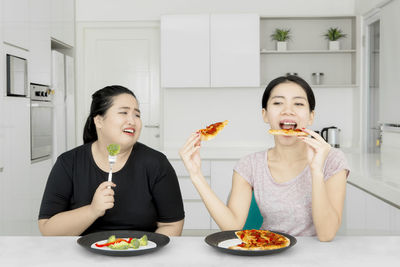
[163,146,400,209]
[1,236,399,266]
[345,150,400,209]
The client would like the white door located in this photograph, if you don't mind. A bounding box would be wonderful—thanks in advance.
[52,50,67,163]
[82,24,161,150]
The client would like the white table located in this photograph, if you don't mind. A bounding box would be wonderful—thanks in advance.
[0,236,399,266]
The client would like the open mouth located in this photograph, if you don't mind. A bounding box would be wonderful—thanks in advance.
[279,121,297,130]
[123,128,135,135]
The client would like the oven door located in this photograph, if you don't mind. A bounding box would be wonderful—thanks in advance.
[31,101,53,162]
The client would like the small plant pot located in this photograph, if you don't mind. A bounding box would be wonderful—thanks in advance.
[329,41,340,50]
[277,41,287,51]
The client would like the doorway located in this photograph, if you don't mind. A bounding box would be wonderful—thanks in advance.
[77,22,161,150]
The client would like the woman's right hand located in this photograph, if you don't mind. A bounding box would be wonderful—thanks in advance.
[90,181,116,218]
[179,132,202,176]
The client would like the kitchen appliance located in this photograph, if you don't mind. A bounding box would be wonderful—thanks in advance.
[30,83,53,162]
[312,72,324,85]
[321,126,341,148]
[52,50,75,163]
[6,54,28,97]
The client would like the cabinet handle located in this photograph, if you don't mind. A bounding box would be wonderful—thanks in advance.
[144,124,160,128]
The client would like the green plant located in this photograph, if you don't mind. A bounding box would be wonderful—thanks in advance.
[270,28,291,42]
[324,27,347,41]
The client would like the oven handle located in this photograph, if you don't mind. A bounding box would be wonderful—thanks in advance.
[31,101,54,108]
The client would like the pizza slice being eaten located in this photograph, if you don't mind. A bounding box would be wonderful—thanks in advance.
[268,129,308,136]
[198,120,228,141]
[228,229,290,250]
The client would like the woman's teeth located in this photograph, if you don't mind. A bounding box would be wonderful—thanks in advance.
[123,129,134,133]
[280,122,297,129]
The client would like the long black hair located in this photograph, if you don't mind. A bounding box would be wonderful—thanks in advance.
[83,85,137,144]
[261,75,315,112]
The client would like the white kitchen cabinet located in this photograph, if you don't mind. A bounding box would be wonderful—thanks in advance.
[183,202,211,229]
[170,159,238,230]
[379,0,400,124]
[0,128,4,233]
[0,97,31,234]
[2,0,30,50]
[161,15,210,88]
[210,14,259,87]
[210,160,236,229]
[345,183,400,235]
[29,0,51,85]
[170,159,212,230]
[50,0,75,46]
[161,14,260,88]
[29,158,52,235]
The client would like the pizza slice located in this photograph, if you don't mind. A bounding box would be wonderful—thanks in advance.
[268,129,308,136]
[229,229,290,250]
[198,120,228,141]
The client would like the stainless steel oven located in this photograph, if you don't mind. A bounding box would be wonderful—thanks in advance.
[30,83,53,162]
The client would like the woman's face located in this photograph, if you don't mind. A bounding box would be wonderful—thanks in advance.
[94,93,142,149]
[263,82,314,145]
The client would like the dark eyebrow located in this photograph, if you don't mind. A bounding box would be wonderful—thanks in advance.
[118,106,141,113]
[270,96,306,100]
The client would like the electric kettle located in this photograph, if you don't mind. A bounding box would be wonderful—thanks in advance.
[321,126,341,148]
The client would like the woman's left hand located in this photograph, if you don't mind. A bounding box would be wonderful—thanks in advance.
[298,128,331,173]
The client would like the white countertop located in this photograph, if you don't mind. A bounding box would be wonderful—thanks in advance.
[1,236,399,266]
[163,146,400,208]
[345,150,400,208]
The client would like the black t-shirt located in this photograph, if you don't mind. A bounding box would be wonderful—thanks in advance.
[39,142,185,235]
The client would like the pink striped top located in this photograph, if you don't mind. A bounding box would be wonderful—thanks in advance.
[234,148,349,236]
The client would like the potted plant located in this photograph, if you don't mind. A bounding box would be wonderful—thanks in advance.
[324,27,347,50]
[270,28,291,51]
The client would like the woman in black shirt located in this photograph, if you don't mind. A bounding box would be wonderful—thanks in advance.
[38,85,184,236]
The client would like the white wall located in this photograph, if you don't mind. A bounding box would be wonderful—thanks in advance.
[163,86,355,149]
[76,0,358,150]
[163,87,271,149]
[355,0,390,14]
[76,0,355,21]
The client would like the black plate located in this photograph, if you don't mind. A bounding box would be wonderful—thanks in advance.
[205,230,297,256]
[77,230,170,256]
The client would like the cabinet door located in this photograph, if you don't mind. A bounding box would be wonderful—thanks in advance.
[379,0,400,124]
[210,160,237,229]
[183,202,211,229]
[345,183,397,235]
[170,159,212,229]
[161,14,210,87]
[51,0,74,46]
[29,0,51,85]
[1,98,31,234]
[210,14,259,87]
[2,0,29,50]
